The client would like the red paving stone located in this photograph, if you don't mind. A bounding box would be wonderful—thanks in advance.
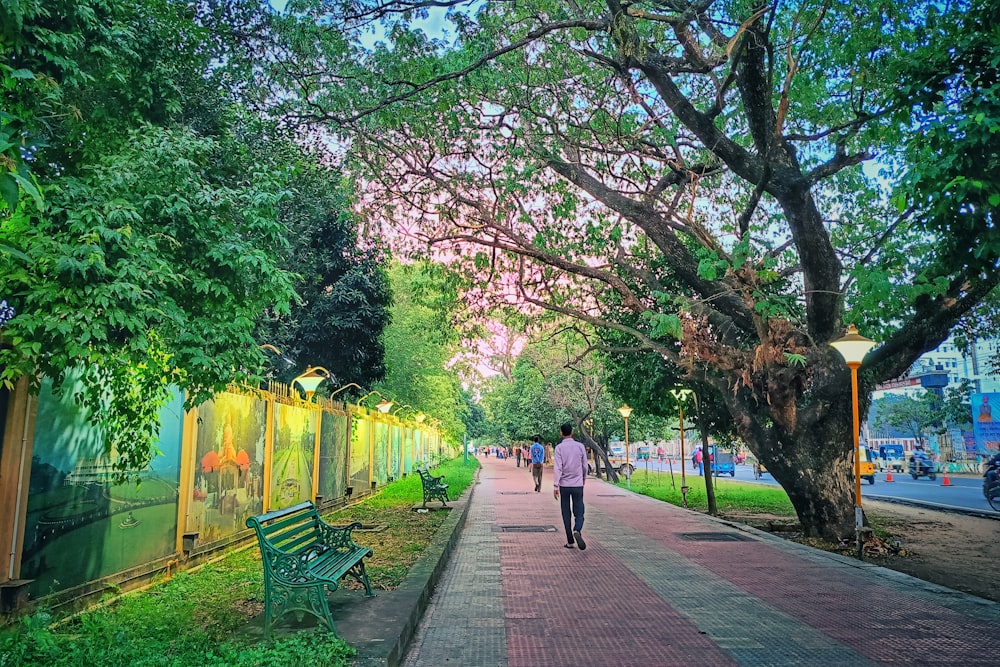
[609,489,1000,663]
[477,457,1000,666]
[493,465,736,667]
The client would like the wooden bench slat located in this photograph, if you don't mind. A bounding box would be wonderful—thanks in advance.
[274,532,321,555]
[309,551,360,579]
[260,512,318,537]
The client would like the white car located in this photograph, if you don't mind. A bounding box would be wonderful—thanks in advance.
[606,446,635,474]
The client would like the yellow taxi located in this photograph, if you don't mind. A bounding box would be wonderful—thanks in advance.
[858,444,876,485]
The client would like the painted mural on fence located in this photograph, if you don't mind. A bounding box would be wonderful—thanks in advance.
[350,415,371,490]
[318,412,348,501]
[414,429,424,467]
[269,403,316,509]
[403,427,414,474]
[21,376,183,597]
[389,424,402,480]
[373,421,389,485]
[188,393,265,543]
[972,393,1000,453]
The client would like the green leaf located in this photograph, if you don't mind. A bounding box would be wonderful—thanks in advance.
[649,313,683,340]
[0,174,18,212]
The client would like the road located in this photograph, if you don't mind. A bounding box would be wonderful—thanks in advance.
[622,459,998,517]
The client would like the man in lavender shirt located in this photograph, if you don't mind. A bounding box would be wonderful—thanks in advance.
[552,422,588,550]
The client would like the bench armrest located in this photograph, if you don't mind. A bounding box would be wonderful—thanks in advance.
[317,518,364,550]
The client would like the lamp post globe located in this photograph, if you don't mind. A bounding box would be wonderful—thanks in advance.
[668,389,694,506]
[291,366,329,402]
[618,404,633,487]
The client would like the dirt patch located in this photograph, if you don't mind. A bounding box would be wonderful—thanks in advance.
[728,501,1000,603]
[863,500,1000,603]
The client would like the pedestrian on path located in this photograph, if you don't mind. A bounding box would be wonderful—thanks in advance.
[552,422,588,550]
[530,436,545,492]
[515,445,522,468]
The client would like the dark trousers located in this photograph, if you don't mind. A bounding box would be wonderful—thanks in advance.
[532,463,543,491]
[559,486,585,544]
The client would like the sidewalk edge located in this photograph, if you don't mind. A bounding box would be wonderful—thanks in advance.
[351,467,479,667]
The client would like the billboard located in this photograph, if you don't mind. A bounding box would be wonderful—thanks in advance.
[972,393,1000,453]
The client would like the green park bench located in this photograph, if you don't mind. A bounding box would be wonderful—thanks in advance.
[417,467,450,508]
[246,501,375,637]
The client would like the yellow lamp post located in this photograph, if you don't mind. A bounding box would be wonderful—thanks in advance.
[831,324,877,559]
[291,366,330,402]
[669,388,694,507]
[291,366,328,505]
[617,404,633,488]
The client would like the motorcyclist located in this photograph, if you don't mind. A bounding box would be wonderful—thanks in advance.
[985,452,1000,491]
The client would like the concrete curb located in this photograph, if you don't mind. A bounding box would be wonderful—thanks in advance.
[347,468,478,667]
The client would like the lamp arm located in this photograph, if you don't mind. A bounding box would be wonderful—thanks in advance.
[329,382,364,400]
[357,390,392,407]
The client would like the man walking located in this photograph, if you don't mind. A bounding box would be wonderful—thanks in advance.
[530,435,545,492]
[552,423,588,550]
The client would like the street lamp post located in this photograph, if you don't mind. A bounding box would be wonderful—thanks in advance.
[669,389,693,507]
[831,324,877,559]
[617,404,633,488]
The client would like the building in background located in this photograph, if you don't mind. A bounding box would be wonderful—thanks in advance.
[867,336,1000,464]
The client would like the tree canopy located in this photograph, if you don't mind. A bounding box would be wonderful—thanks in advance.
[262,0,1000,538]
[0,0,386,477]
[371,261,469,443]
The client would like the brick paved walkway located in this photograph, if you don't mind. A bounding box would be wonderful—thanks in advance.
[401,457,1000,666]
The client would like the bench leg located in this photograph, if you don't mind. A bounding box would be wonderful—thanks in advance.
[266,582,337,637]
[347,561,376,597]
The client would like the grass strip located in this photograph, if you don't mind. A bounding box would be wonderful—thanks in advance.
[615,470,797,516]
[0,458,479,667]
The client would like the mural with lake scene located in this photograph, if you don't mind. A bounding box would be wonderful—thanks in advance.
[188,393,266,543]
[21,375,183,598]
[268,403,316,510]
[318,412,349,501]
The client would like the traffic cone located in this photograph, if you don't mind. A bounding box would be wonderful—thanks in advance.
[942,471,951,486]
[885,468,894,482]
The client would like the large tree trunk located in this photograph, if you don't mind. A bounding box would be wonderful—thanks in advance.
[579,430,620,483]
[726,346,864,541]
